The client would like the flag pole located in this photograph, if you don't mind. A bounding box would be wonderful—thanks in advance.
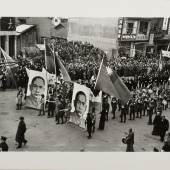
[43,38,47,70]
[167,42,170,51]
[52,44,57,82]
[94,56,104,90]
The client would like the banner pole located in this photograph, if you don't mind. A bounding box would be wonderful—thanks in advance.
[94,56,104,90]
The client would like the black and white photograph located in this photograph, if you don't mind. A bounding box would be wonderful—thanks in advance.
[0,0,170,155]
[1,16,170,152]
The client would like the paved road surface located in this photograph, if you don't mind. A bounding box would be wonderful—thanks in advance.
[0,90,169,152]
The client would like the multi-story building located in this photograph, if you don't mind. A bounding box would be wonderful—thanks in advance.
[118,17,170,57]
[0,17,37,59]
[118,17,153,57]
[25,17,68,43]
[0,17,17,58]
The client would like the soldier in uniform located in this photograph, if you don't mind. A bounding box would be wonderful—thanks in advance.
[129,99,136,120]
[47,95,56,118]
[120,103,127,123]
[136,98,143,118]
[111,97,117,119]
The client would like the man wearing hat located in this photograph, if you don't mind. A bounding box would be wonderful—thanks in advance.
[15,116,27,149]
[0,136,8,151]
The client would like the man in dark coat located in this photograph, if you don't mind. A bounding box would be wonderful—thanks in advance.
[147,100,154,125]
[126,128,134,152]
[98,109,106,130]
[85,113,93,139]
[102,97,110,121]
[160,116,169,142]
[152,111,162,136]
[15,116,27,149]
[0,136,8,151]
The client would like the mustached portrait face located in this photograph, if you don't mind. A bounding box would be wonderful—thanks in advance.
[74,92,87,117]
[30,77,45,100]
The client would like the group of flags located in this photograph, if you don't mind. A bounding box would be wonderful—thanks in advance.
[0,43,131,104]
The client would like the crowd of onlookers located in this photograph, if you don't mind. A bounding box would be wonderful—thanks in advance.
[1,38,170,89]
[1,38,170,151]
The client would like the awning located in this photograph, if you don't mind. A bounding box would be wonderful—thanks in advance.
[16,24,35,36]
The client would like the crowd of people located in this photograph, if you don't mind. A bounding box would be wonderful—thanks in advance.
[1,38,170,152]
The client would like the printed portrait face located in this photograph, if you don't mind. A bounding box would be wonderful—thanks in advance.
[30,76,45,100]
[74,91,87,117]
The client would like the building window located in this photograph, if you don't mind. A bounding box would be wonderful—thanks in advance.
[139,21,148,34]
[127,23,134,34]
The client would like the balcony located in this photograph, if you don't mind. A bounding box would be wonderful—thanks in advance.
[136,34,149,41]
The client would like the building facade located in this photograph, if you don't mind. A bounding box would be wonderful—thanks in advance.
[0,17,17,58]
[118,17,170,57]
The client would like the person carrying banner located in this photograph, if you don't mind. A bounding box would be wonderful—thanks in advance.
[91,107,96,132]
[102,96,110,121]
[85,113,93,139]
[98,109,106,130]
[47,95,56,118]
[16,87,23,110]
[38,94,45,116]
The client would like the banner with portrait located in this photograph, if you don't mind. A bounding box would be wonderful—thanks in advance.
[25,69,48,110]
[69,83,91,129]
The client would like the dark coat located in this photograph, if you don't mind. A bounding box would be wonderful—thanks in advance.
[99,111,106,130]
[0,142,8,151]
[152,115,162,136]
[126,132,134,152]
[161,119,169,133]
[86,115,93,131]
[15,120,26,143]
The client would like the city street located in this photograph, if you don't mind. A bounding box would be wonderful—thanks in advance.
[0,89,169,152]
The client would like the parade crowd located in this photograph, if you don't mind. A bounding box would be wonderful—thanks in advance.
[1,38,170,152]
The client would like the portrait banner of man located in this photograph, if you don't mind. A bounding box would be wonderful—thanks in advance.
[25,69,47,110]
[69,83,90,129]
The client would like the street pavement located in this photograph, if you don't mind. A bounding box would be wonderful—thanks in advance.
[0,89,170,152]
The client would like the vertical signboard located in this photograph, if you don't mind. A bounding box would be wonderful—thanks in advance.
[149,34,154,45]
[162,18,169,30]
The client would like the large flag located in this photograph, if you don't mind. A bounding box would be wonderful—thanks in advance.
[0,47,18,69]
[45,45,71,82]
[95,58,131,104]
[0,47,18,88]
[55,52,71,82]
